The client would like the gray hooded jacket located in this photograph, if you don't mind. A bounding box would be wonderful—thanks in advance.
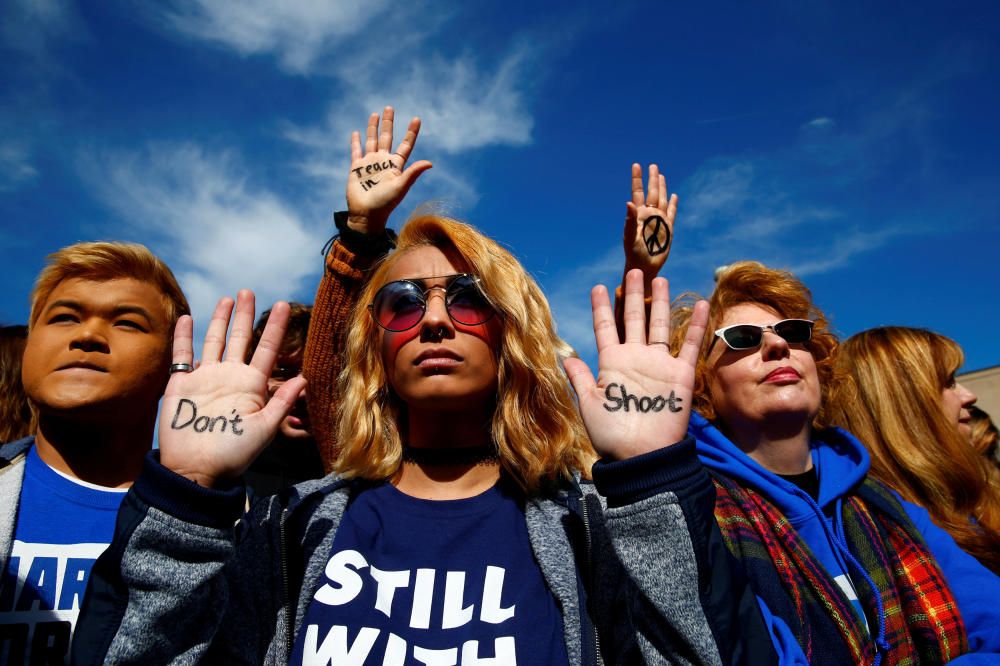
[71,438,774,665]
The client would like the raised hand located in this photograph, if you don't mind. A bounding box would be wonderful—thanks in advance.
[346,106,433,234]
[623,163,678,281]
[158,291,307,488]
[565,269,708,460]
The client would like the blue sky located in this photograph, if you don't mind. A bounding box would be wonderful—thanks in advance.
[2,0,998,374]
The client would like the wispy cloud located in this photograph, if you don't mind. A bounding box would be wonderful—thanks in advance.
[79,143,320,321]
[0,141,39,191]
[1,0,86,60]
[545,78,951,363]
[804,116,834,129]
[147,2,538,209]
[154,0,392,74]
[283,45,536,208]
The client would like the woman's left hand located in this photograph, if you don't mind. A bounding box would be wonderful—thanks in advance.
[565,269,708,460]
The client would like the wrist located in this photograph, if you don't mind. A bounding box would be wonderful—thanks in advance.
[346,213,387,234]
[333,211,397,256]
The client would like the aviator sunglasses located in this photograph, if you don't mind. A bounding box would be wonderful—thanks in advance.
[369,273,496,332]
[711,319,815,351]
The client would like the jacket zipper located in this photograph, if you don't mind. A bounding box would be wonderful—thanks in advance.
[280,507,293,659]
[800,490,887,665]
[579,495,603,666]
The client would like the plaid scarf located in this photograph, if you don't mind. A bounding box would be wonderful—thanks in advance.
[713,474,967,665]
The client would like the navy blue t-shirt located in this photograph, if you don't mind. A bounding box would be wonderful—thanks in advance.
[290,481,569,665]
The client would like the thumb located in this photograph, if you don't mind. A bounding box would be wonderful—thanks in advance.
[623,202,639,243]
[563,357,596,400]
[398,160,433,197]
[258,376,308,431]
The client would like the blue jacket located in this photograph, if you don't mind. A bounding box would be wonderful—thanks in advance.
[689,413,1000,665]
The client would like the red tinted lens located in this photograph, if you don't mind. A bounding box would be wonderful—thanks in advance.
[446,276,494,326]
[373,281,425,331]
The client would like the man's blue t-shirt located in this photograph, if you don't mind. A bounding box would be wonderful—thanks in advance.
[0,446,126,664]
[291,481,569,665]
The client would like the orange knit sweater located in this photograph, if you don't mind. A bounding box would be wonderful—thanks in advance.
[302,238,388,471]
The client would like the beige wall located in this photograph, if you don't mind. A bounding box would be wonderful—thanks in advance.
[958,364,1000,419]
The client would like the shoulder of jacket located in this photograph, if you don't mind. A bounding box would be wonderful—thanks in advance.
[0,436,33,469]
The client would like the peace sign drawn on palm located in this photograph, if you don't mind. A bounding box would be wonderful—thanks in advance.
[622,163,679,279]
[345,106,433,234]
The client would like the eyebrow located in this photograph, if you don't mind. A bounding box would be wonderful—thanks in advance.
[46,300,155,325]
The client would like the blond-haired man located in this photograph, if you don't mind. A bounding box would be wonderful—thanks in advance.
[0,241,188,664]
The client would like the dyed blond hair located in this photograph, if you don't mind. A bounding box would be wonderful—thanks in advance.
[0,325,35,443]
[334,215,594,494]
[671,261,839,429]
[828,327,1000,574]
[29,241,189,329]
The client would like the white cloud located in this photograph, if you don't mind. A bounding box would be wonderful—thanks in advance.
[284,46,535,209]
[683,161,755,228]
[155,0,392,74]
[369,53,534,154]
[804,116,834,129]
[149,1,536,206]
[661,157,901,279]
[0,141,39,191]
[542,104,931,364]
[80,143,320,321]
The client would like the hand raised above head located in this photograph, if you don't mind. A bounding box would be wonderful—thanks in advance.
[564,269,707,461]
[623,163,678,279]
[158,291,307,488]
[345,106,433,235]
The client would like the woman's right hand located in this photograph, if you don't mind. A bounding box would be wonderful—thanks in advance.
[158,291,307,488]
[345,106,433,235]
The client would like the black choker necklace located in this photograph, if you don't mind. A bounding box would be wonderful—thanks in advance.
[401,445,500,467]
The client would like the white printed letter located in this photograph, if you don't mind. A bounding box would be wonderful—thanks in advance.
[370,566,411,619]
[409,568,436,629]
[303,624,379,665]
[442,571,474,629]
[381,632,407,666]
[413,645,458,666]
[314,549,368,606]
[480,566,515,624]
[462,637,517,665]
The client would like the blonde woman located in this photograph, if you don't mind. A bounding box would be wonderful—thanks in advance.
[828,327,1000,574]
[73,109,774,664]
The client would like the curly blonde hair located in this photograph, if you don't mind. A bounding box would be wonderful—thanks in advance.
[827,327,1000,574]
[333,214,594,494]
[671,261,839,429]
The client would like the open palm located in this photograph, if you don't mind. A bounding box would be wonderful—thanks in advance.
[345,106,432,231]
[623,163,678,277]
[158,292,306,488]
[565,270,707,460]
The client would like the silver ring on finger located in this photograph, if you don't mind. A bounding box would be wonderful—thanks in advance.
[169,363,195,374]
